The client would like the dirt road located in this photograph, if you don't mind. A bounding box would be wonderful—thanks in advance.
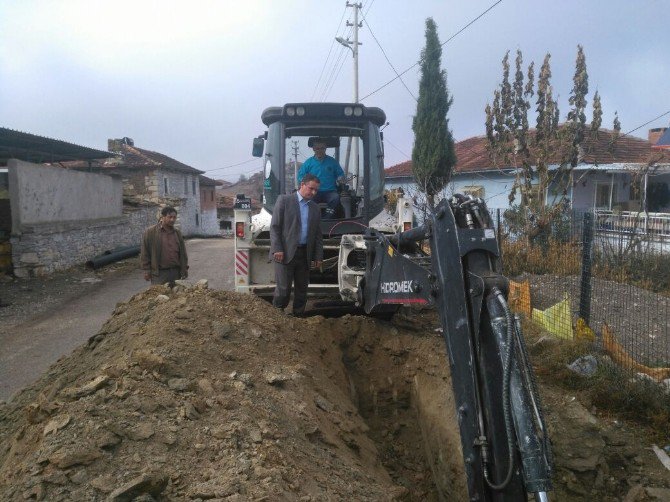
[0,238,234,402]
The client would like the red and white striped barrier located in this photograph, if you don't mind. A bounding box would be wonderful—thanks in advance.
[235,250,249,285]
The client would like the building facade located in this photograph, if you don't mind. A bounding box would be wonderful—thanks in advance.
[386,128,670,214]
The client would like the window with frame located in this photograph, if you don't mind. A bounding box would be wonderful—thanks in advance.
[595,181,616,210]
[163,177,169,195]
[192,179,196,195]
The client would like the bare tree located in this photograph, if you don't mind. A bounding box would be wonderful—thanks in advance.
[486,46,598,242]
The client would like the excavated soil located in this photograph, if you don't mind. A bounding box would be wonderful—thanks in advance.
[1,284,669,501]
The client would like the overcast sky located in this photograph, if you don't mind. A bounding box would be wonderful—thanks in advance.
[1,0,668,181]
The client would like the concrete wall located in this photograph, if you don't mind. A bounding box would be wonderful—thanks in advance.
[8,159,122,228]
[10,205,157,277]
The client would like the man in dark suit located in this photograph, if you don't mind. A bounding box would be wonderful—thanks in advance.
[270,173,323,316]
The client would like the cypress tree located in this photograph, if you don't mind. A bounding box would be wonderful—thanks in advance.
[591,90,602,139]
[566,45,589,166]
[609,111,622,152]
[411,17,456,206]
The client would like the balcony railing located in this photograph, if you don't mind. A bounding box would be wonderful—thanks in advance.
[595,210,670,238]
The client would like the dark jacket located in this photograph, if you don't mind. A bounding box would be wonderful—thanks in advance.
[269,193,323,264]
[140,223,188,278]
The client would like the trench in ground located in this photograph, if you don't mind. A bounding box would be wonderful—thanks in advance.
[333,319,469,501]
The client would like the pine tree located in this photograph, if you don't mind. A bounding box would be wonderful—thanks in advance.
[411,17,456,206]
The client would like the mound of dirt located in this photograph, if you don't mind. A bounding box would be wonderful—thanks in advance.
[1,283,669,501]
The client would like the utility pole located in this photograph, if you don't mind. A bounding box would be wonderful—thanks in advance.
[336,1,362,191]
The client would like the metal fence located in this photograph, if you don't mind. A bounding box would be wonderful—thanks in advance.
[496,208,670,379]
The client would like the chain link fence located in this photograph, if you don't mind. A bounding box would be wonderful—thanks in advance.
[496,208,670,379]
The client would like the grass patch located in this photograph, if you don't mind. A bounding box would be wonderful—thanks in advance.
[501,237,670,296]
[501,239,581,277]
[593,251,670,296]
[522,317,670,441]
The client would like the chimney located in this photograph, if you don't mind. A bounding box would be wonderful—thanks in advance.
[107,137,134,153]
[648,127,667,146]
[108,138,123,153]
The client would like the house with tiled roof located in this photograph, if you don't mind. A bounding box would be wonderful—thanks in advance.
[0,128,134,277]
[68,137,206,236]
[386,128,670,215]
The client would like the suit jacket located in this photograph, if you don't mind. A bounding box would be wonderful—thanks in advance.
[269,193,323,264]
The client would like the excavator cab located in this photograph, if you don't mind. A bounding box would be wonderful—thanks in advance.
[238,102,404,298]
[252,102,387,236]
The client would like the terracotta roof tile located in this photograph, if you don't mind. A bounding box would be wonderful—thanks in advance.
[199,175,222,186]
[62,143,204,174]
[386,127,670,178]
[117,144,204,174]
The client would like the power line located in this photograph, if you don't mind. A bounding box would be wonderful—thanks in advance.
[311,5,349,101]
[319,27,350,100]
[205,158,258,174]
[323,44,350,100]
[361,15,416,101]
[360,0,503,101]
[384,137,410,159]
[318,13,355,101]
[623,109,670,137]
[318,0,374,102]
[363,0,375,17]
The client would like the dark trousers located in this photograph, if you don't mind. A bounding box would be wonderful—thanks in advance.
[314,190,339,218]
[152,267,180,287]
[273,247,309,314]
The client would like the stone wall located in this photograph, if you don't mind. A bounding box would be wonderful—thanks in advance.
[199,208,220,236]
[11,205,157,278]
[159,169,201,236]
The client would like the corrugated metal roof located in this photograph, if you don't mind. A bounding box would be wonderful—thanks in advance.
[0,127,113,163]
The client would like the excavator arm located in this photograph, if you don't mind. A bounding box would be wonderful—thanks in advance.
[358,195,553,502]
